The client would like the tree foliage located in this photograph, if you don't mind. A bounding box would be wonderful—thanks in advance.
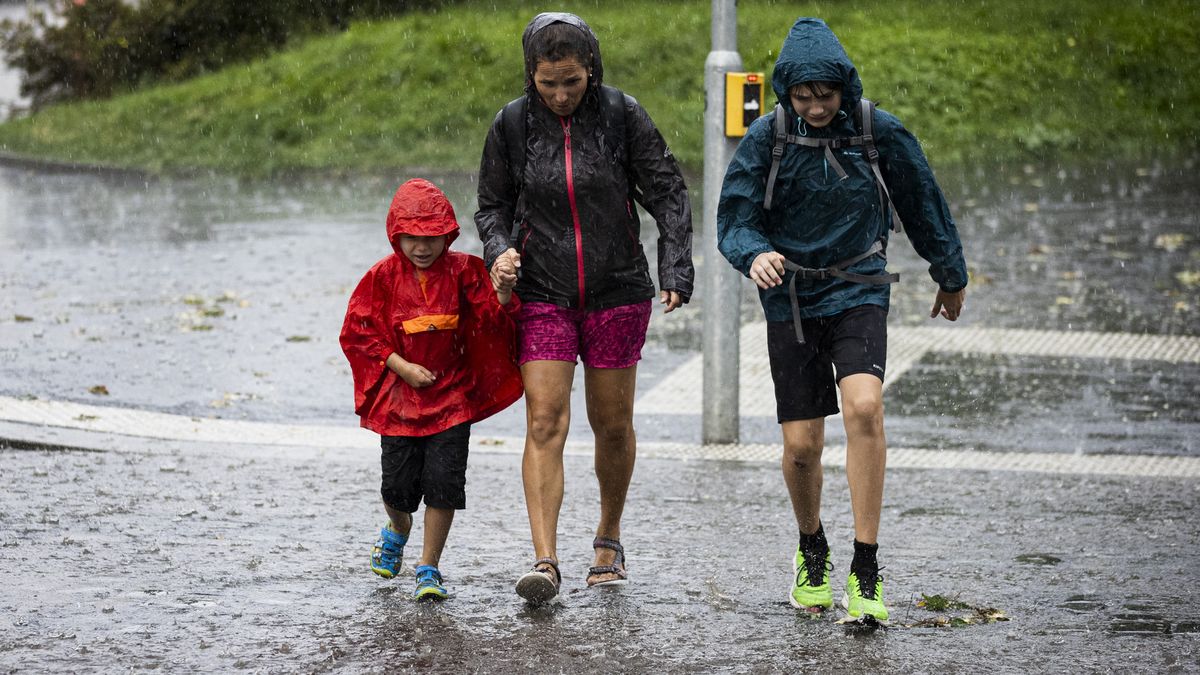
[0,0,435,110]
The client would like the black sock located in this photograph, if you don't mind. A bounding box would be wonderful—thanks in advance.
[798,522,828,557]
[850,540,879,576]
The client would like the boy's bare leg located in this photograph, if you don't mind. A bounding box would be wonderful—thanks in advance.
[383,504,413,537]
[416,507,455,568]
[839,373,886,544]
[520,360,576,570]
[583,365,637,582]
[781,418,826,534]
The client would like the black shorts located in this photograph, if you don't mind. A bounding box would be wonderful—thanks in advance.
[767,304,887,423]
[380,422,471,512]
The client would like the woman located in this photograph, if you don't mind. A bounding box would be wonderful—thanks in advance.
[474,12,693,603]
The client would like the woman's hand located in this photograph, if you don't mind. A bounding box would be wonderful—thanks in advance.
[660,290,683,313]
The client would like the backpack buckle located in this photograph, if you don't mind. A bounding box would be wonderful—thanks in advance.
[794,267,828,281]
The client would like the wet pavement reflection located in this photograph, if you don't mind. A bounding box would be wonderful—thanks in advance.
[2,447,1197,671]
[1,158,1196,453]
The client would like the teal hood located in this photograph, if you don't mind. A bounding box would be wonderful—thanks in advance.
[770,18,863,114]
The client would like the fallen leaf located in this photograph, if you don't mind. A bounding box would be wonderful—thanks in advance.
[286,335,311,343]
[74,414,99,422]
[1055,296,1074,305]
[182,295,205,306]
[1175,270,1200,288]
[14,315,34,323]
[88,385,110,396]
[1154,233,1189,252]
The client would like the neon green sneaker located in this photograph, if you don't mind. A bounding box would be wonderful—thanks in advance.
[789,545,833,612]
[842,569,889,623]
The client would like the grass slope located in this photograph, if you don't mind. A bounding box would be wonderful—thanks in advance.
[0,0,1196,174]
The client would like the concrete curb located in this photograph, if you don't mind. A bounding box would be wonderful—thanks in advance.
[2,395,1197,478]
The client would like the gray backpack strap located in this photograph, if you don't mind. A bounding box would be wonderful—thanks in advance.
[781,240,899,344]
[781,133,849,180]
[763,103,788,211]
[860,98,903,233]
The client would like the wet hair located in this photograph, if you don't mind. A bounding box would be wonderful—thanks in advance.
[526,22,593,73]
[790,81,843,97]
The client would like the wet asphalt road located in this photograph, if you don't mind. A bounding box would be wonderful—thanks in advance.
[2,438,1198,672]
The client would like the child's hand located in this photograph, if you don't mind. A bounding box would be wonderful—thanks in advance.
[397,362,437,388]
[750,251,786,289]
[386,353,436,387]
[931,288,965,321]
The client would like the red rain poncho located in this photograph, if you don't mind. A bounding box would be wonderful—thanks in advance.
[340,179,523,437]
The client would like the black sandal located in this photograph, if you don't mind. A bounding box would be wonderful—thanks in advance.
[516,557,561,604]
[587,537,628,587]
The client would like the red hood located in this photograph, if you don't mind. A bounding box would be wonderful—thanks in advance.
[386,178,460,256]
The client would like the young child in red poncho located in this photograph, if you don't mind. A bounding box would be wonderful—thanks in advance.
[340,178,522,601]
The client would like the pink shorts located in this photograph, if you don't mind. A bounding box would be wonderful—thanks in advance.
[517,301,652,368]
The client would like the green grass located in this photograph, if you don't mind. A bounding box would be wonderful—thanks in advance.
[0,0,1196,174]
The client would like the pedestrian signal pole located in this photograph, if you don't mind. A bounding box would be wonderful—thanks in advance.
[701,0,743,444]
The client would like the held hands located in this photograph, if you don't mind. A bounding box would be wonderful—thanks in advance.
[750,251,787,289]
[491,248,520,291]
[491,249,521,306]
[387,353,436,388]
[931,288,966,321]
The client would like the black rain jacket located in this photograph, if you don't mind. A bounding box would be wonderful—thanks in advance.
[474,12,694,310]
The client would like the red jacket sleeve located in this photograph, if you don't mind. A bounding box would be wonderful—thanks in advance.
[340,260,396,417]
[459,256,524,423]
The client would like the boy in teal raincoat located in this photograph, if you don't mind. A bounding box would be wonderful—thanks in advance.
[718,17,968,623]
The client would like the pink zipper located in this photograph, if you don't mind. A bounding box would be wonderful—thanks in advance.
[561,116,585,308]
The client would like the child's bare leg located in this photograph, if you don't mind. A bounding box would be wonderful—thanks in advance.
[781,418,826,534]
[839,373,886,544]
[417,507,455,568]
[384,503,413,537]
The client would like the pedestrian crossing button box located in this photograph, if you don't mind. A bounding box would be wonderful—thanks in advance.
[725,72,765,137]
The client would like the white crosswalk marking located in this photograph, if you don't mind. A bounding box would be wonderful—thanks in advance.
[635,324,1200,417]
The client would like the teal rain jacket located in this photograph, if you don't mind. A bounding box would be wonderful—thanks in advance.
[717,17,968,322]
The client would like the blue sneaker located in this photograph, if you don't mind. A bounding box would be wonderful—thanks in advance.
[370,523,407,578]
[414,565,448,602]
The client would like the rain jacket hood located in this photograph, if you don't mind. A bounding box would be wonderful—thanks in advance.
[771,18,863,115]
[521,12,604,93]
[717,18,968,323]
[386,178,459,256]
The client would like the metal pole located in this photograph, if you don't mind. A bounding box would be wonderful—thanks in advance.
[701,0,742,444]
